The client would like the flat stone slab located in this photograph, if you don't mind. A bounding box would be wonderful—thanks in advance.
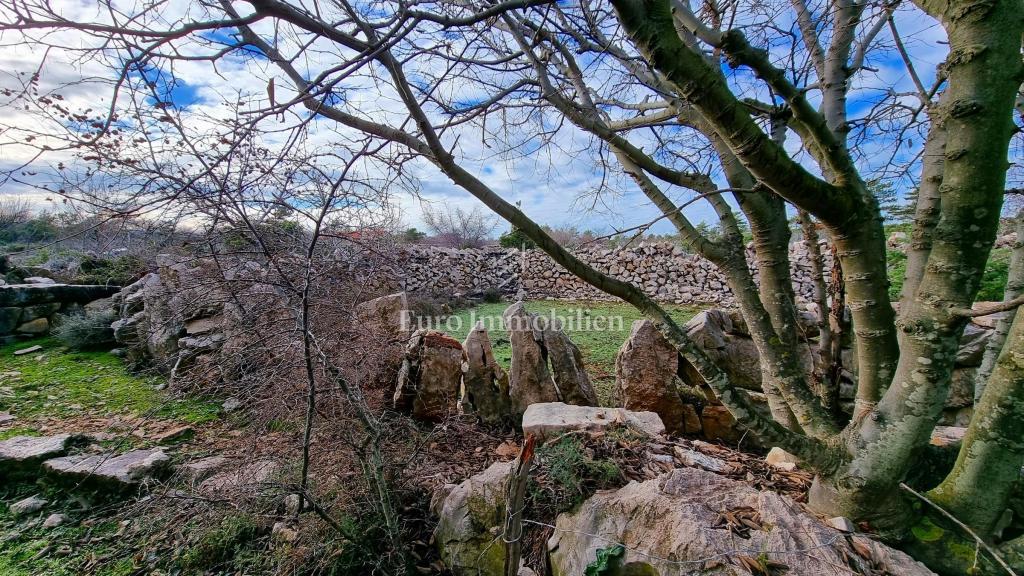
[13,345,42,356]
[198,460,279,496]
[0,434,72,465]
[0,412,15,425]
[0,284,120,307]
[43,449,169,487]
[522,402,665,441]
[181,455,231,484]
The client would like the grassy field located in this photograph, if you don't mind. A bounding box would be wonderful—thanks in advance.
[446,300,703,405]
[0,338,222,576]
[0,337,219,441]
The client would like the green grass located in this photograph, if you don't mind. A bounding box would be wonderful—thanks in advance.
[0,337,219,431]
[888,246,1010,301]
[0,338,221,576]
[445,300,702,405]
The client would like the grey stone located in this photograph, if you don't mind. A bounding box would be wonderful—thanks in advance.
[12,345,42,356]
[355,291,410,341]
[198,460,280,496]
[0,412,14,425]
[0,434,72,468]
[0,307,21,333]
[521,402,665,441]
[503,302,559,412]
[43,448,170,487]
[393,329,463,422]
[42,513,67,528]
[956,323,992,367]
[461,322,512,425]
[548,467,935,576]
[434,461,514,575]
[222,398,241,412]
[673,446,732,473]
[24,277,56,285]
[16,317,49,334]
[20,303,60,323]
[0,284,119,307]
[615,320,689,435]
[828,516,857,532]
[9,495,47,516]
[540,317,597,406]
[181,456,231,484]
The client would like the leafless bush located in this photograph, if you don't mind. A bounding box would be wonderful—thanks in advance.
[422,204,497,248]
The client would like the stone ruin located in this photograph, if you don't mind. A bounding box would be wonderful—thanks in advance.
[0,281,120,343]
[390,300,599,425]
[614,307,995,442]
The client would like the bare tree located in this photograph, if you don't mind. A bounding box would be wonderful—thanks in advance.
[1,0,1022,572]
[421,203,497,248]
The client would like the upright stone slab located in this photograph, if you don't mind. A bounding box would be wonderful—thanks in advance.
[461,322,512,425]
[615,319,689,435]
[541,317,597,406]
[503,302,559,413]
[394,329,464,422]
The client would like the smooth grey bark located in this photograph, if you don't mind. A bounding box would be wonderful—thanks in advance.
[976,208,1024,401]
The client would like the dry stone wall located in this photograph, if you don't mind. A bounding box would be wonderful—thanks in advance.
[395,241,831,305]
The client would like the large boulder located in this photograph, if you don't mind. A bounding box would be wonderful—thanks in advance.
[503,302,559,412]
[548,467,935,576]
[461,322,513,425]
[433,461,515,575]
[615,320,691,435]
[394,329,464,422]
[522,402,665,441]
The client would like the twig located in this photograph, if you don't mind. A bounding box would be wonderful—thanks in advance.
[899,483,1017,576]
[951,294,1024,318]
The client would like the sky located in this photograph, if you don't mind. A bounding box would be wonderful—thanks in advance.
[0,0,970,238]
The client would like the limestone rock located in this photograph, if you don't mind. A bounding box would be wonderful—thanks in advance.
[503,302,559,412]
[394,329,463,422]
[198,460,280,496]
[16,317,49,334]
[434,461,514,575]
[9,495,47,516]
[548,467,935,576]
[356,292,411,342]
[461,322,512,425]
[956,323,992,367]
[541,317,597,406]
[43,448,169,488]
[615,320,688,435]
[42,513,67,528]
[181,456,231,484]
[947,367,976,409]
[828,516,857,533]
[930,426,967,448]
[699,405,743,443]
[522,402,665,441]
[765,447,799,471]
[0,307,22,333]
[0,434,73,472]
